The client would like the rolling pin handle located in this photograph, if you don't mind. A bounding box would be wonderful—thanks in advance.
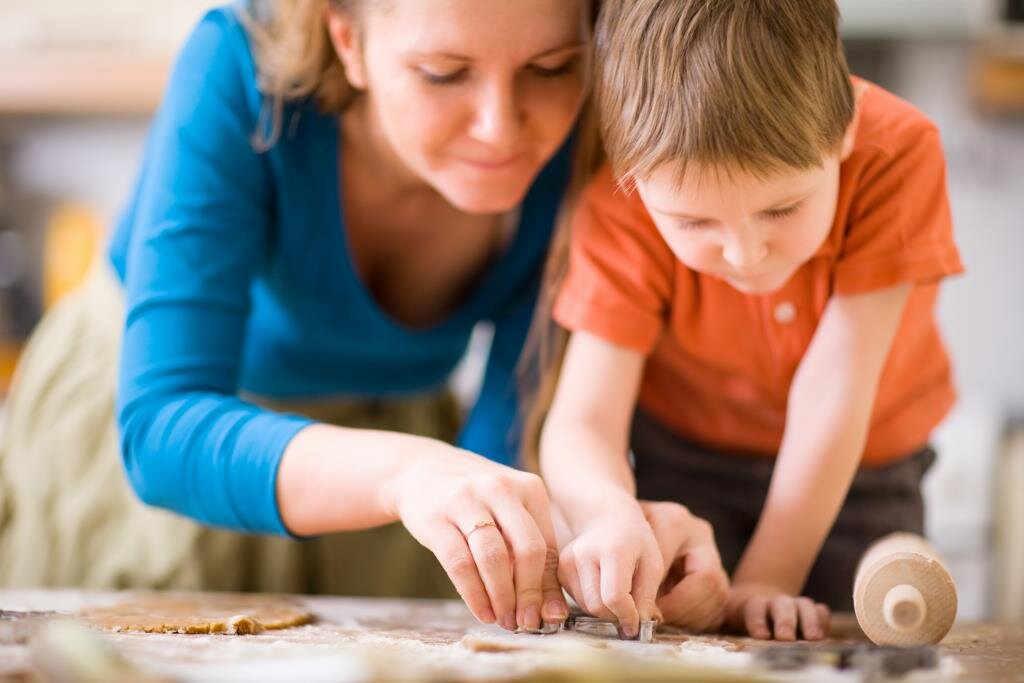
[883,583,927,632]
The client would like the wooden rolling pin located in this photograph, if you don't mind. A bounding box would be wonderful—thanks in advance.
[853,533,958,646]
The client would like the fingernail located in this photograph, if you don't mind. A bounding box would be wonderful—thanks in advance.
[480,607,496,623]
[622,624,638,639]
[543,600,568,621]
[502,612,517,631]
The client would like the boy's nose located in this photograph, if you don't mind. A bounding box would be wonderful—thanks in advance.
[722,232,768,271]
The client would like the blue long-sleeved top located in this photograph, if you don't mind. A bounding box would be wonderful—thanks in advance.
[109,6,570,536]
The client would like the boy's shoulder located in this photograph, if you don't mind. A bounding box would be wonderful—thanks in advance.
[851,77,943,161]
[578,164,656,229]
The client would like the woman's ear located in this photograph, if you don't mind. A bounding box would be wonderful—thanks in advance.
[325,6,368,89]
[839,80,869,161]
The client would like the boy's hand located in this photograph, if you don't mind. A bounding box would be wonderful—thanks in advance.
[640,501,729,632]
[557,496,665,638]
[725,582,830,641]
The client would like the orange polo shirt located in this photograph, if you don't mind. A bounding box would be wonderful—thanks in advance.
[553,80,964,467]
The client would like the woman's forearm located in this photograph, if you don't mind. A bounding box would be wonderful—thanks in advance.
[276,423,440,536]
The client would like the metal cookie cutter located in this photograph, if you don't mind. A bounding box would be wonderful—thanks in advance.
[558,608,657,643]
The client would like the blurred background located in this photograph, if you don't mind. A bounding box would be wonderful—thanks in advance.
[0,0,1021,622]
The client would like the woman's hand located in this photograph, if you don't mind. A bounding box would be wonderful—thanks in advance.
[640,501,729,632]
[556,494,665,638]
[725,582,830,640]
[386,445,567,633]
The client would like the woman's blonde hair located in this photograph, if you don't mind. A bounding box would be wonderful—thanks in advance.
[241,0,372,150]
[519,0,855,471]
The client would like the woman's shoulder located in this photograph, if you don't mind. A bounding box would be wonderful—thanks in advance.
[166,3,264,113]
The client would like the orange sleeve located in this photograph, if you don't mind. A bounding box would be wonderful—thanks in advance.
[553,167,675,354]
[834,123,964,295]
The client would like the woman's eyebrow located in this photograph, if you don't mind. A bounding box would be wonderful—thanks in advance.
[406,43,586,63]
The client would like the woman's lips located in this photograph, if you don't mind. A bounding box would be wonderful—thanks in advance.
[459,154,525,171]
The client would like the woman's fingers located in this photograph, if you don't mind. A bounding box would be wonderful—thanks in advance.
[426,522,495,624]
[517,481,569,625]
[451,506,517,630]
[487,493,556,631]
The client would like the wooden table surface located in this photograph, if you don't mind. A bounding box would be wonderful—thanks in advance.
[0,589,1022,682]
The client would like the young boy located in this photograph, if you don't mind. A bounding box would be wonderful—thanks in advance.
[538,0,963,640]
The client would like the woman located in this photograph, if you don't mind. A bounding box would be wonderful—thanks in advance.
[0,0,590,633]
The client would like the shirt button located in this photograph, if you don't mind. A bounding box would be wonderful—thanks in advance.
[774,301,797,324]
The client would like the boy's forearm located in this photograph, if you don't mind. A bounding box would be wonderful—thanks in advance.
[733,358,875,592]
[540,418,638,532]
[733,286,910,593]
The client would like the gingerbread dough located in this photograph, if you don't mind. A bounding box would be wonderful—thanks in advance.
[76,593,312,635]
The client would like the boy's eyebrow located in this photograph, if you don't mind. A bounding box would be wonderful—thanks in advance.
[647,190,814,221]
[406,43,586,63]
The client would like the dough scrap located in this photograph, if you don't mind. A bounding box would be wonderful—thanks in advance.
[76,593,312,635]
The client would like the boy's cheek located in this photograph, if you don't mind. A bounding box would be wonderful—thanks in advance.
[661,234,721,273]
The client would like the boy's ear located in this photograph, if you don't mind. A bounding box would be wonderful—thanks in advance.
[325,6,368,90]
[839,80,869,161]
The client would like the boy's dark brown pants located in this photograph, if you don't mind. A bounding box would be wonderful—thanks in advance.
[631,410,936,611]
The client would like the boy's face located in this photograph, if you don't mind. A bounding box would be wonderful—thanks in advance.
[636,157,842,295]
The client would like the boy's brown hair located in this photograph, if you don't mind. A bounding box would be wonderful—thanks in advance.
[520,0,855,469]
[599,0,854,183]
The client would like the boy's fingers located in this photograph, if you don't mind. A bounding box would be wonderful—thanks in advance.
[600,555,640,637]
[743,596,771,640]
[578,560,612,620]
[817,603,832,636]
[630,549,663,626]
[557,555,584,614]
[658,570,727,630]
[769,596,797,641]
[796,597,824,640]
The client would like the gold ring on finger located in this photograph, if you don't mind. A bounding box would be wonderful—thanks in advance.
[465,519,497,539]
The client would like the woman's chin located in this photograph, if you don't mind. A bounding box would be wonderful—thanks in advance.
[434,177,532,215]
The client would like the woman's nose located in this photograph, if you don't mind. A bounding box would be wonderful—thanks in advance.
[468,80,523,150]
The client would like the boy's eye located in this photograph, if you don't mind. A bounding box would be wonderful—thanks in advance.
[679,219,710,230]
[762,203,800,220]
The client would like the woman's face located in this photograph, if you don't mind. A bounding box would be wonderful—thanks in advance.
[329,0,591,214]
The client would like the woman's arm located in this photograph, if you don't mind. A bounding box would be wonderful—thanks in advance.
[728,282,912,640]
[117,11,564,632]
[278,424,566,631]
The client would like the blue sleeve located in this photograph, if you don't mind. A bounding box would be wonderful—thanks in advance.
[116,9,312,536]
[457,281,540,469]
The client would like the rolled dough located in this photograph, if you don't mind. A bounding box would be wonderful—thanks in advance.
[76,593,312,635]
